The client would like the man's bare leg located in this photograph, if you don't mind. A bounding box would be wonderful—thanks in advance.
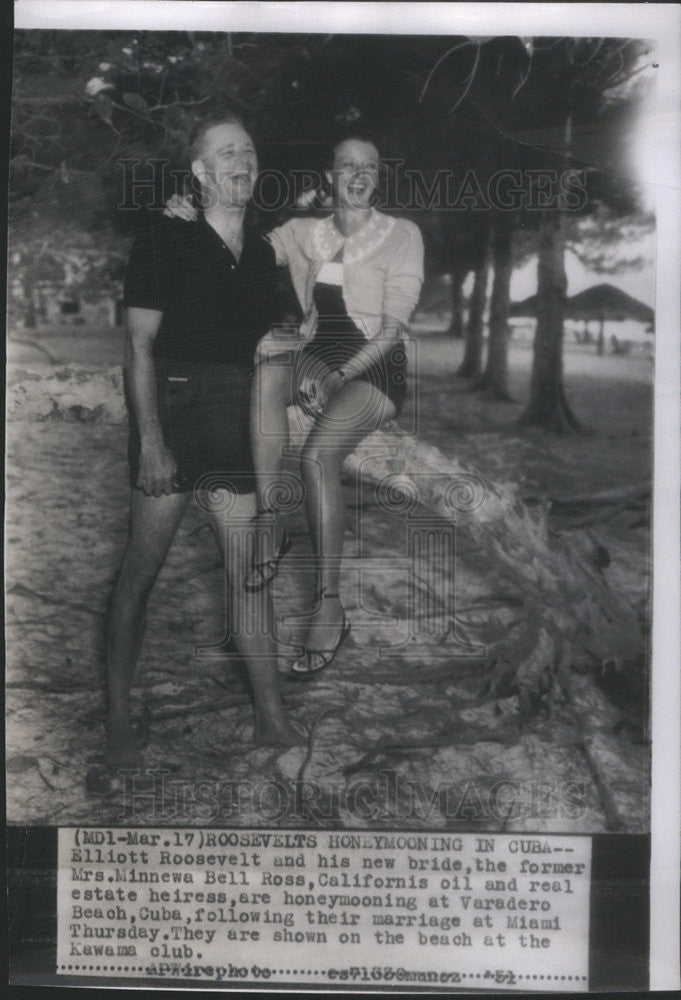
[106,489,190,767]
[209,492,301,746]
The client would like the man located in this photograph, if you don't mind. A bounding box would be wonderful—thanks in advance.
[106,113,299,769]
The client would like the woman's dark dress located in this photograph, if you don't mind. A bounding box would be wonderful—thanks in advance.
[298,281,407,416]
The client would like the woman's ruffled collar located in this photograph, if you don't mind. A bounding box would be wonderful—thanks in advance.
[310,208,396,266]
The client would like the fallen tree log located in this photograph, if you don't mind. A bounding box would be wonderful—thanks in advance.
[288,411,645,700]
[527,481,650,510]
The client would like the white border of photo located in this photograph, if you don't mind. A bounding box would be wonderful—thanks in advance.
[12,1,681,991]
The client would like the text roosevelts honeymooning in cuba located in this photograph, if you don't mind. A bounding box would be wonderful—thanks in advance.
[57,828,591,989]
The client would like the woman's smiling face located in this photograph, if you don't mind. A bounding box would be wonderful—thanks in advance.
[328,138,380,209]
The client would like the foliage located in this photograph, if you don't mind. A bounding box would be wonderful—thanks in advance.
[9,31,656,326]
[567,205,655,275]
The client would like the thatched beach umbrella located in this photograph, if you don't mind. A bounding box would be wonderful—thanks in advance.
[510,283,654,353]
[567,284,654,353]
[509,294,538,318]
[565,284,654,324]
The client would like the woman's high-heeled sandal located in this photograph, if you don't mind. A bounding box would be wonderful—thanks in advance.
[244,509,292,593]
[289,590,351,679]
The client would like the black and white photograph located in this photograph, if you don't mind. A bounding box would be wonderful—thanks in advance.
[5,0,680,993]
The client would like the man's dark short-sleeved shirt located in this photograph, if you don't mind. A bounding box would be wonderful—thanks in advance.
[123,212,278,367]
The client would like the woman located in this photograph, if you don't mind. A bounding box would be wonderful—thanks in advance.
[168,129,424,679]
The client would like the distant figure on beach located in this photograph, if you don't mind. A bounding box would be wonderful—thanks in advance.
[105,113,299,769]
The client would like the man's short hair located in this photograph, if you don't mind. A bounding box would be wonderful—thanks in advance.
[188,112,248,164]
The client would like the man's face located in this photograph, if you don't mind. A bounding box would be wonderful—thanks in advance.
[192,122,258,208]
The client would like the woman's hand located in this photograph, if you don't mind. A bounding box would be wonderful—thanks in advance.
[163,194,198,221]
[298,369,345,417]
[295,188,319,210]
[295,187,333,210]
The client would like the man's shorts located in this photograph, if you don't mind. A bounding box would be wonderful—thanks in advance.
[127,361,256,495]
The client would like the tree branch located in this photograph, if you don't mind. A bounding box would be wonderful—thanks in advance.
[449,43,482,114]
[579,38,605,68]
[512,61,532,100]
[13,95,88,106]
[601,59,656,94]
[10,155,56,172]
[145,95,211,113]
[418,40,471,103]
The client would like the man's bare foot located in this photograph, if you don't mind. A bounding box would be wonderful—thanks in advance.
[105,715,143,769]
[253,715,306,747]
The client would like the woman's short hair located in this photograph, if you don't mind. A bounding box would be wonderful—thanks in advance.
[188,112,249,164]
[326,126,382,167]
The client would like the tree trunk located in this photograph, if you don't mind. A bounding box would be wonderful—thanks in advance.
[448,265,467,338]
[519,109,581,433]
[23,281,36,328]
[457,226,490,378]
[518,208,581,432]
[597,318,605,356]
[471,213,514,400]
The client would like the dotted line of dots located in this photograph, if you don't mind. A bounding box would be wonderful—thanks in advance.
[59,966,147,974]
[60,966,586,983]
[456,974,587,982]
[516,975,587,982]
[277,970,322,976]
